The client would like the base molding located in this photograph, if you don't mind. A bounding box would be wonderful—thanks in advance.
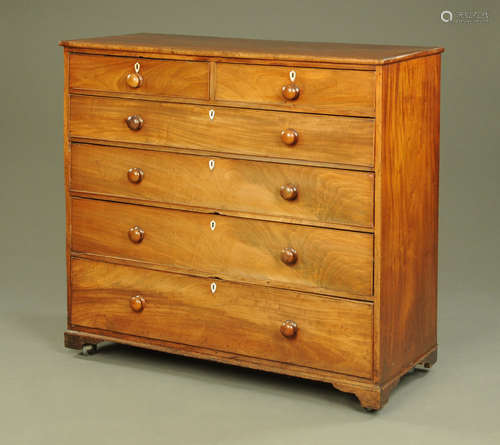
[64,330,101,350]
[333,347,437,410]
[332,376,400,411]
[64,329,436,411]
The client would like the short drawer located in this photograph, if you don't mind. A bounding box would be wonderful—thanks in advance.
[71,198,373,296]
[71,258,374,378]
[70,95,375,168]
[71,143,374,228]
[69,53,209,100]
[215,63,375,116]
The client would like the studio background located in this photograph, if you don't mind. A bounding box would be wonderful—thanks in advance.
[1,1,499,444]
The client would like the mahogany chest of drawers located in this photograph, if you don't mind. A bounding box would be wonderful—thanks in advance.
[60,33,443,410]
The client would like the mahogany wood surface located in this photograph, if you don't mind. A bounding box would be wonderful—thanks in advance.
[60,33,443,65]
[69,95,375,167]
[63,49,72,326]
[61,33,442,410]
[71,198,374,296]
[70,258,374,378]
[216,63,375,116]
[374,55,440,383]
[69,53,209,99]
[70,143,374,228]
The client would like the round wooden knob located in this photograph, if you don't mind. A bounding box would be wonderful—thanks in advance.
[280,320,297,338]
[281,247,297,265]
[280,184,298,201]
[128,167,144,184]
[282,84,300,101]
[128,226,144,243]
[126,115,143,131]
[126,72,143,88]
[130,295,145,312]
[281,128,299,146]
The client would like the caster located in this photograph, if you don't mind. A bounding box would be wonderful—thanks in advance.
[81,344,98,356]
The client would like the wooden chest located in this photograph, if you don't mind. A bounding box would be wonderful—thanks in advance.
[60,33,442,410]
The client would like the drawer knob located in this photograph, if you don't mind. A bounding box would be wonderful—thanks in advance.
[128,226,145,243]
[126,72,143,89]
[280,320,297,338]
[282,84,300,101]
[126,115,144,131]
[130,295,145,312]
[281,128,299,146]
[281,247,298,265]
[280,183,298,201]
[127,167,144,184]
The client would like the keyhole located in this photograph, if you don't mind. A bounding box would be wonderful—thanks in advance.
[289,70,296,82]
[135,62,140,73]
[209,159,215,171]
[209,109,215,120]
[210,220,216,231]
[210,282,217,294]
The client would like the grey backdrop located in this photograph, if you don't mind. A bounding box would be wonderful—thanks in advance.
[1,1,499,444]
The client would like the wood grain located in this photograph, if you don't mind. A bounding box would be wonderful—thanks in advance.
[216,63,375,116]
[71,198,374,296]
[60,33,444,65]
[67,47,378,70]
[70,143,374,228]
[375,54,440,383]
[69,95,375,167]
[63,48,72,328]
[69,53,209,99]
[70,258,374,378]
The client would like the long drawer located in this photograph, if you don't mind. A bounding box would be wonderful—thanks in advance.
[69,95,375,168]
[71,198,373,296]
[71,143,374,228]
[71,258,374,378]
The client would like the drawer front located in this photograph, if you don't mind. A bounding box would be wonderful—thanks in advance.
[70,95,374,168]
[71,258,374,378]
[69,53,209,100]
[71,144,374,228]
[71,198,373,296]
[216,63,376,116]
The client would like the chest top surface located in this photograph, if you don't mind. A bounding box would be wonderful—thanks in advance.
[60,33,443,65]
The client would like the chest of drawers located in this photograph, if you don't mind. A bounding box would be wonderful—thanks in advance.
[60,34,442,410]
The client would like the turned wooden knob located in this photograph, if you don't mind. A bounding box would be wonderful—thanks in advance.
[128,167,144,184]
[282,84,300,101]
[281,247,297,265]
[130,295,145,312]
[126,72,143,88]
[128,226,144,243]
[126,115,143,131]
[281,128,299,146]
[280,320,297,338]
[280,184,298,201]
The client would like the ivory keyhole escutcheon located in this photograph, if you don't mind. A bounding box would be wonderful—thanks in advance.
[210,220,216,231]
[209,109,215,120]
[209,159,215,171]
[210,282,217,294]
